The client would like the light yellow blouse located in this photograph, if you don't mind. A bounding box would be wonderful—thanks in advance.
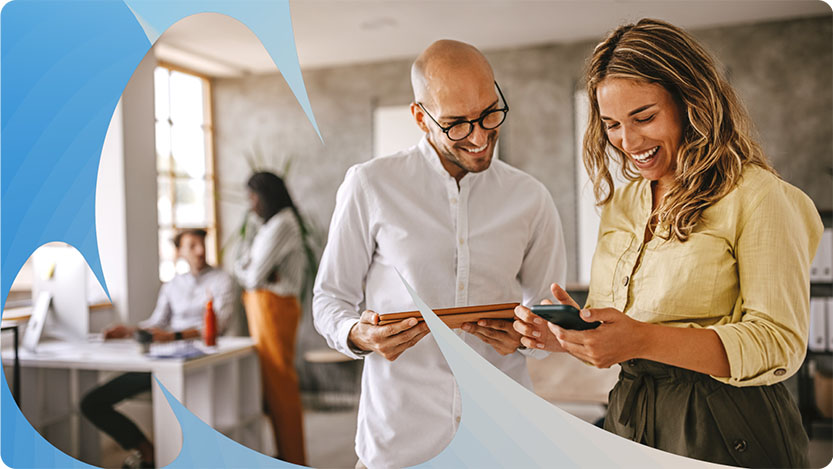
[586,165,823,386]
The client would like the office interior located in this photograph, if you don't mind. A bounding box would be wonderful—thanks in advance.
[2,1,833,468]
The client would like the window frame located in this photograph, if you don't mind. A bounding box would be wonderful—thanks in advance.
[154,61,220,281]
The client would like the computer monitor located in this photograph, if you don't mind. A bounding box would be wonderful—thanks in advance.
[30,245,91,341]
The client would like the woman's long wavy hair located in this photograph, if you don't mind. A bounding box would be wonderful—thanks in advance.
[583,18,775,241]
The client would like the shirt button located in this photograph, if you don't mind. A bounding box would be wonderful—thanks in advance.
[732,439,748,452]
[774,368,787,376]
[458,283,464,291]
[623,276,630,287]
[455,416,461,423]
[450,197,457,204]
[459,238,464,245]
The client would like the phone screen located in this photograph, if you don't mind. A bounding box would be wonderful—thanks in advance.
[530,304,600,330]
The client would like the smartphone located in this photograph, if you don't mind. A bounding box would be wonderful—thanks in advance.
[530,304,600,331]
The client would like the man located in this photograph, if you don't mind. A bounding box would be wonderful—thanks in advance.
[313,40,566,468]
[80,229,235,469]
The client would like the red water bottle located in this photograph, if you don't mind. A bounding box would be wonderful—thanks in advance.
[204,299,217,346]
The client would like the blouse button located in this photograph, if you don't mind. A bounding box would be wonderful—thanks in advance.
[623,276,630,287]
[732,439,748,452]
[774,368,787,376]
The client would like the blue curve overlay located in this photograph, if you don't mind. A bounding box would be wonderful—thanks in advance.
[1,0,319,467]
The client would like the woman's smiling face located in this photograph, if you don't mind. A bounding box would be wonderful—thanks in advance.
[596,78,684,189]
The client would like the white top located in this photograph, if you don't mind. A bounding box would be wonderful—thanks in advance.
[313,136,567,469]
[234,207,306,298]
[139,266,235,334]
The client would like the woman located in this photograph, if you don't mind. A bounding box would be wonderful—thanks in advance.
[235,171,307,465]
[514,19,822,467]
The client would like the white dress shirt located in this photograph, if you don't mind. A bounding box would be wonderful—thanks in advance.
[234,207,306,298]
[313,136,567,469]
[139,266,235,334]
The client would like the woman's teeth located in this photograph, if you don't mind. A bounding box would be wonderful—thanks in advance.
[465,144,488,153]
[632,146,658,163]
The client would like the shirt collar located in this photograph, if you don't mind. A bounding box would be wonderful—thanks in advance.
[638,178,670,240]
[186,265,213,280]
[417,135,489,186]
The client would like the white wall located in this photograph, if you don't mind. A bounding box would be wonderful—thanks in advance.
[96,100,129,322]
[121,52,162,324]
[95,51,161,325]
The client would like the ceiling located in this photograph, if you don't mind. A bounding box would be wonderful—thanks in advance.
[153,0,831,76]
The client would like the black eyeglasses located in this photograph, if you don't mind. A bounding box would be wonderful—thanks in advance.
[417,81,509,141]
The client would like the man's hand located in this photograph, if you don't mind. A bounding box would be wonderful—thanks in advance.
[348,310,430,361]
[102,324,135,340]
[462,319,523,355]
[146,327,175,343]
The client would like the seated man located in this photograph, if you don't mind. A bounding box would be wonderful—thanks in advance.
[80,228,234,469]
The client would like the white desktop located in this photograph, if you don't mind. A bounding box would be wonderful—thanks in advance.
[30,245,93,340]
[4,245,266,466]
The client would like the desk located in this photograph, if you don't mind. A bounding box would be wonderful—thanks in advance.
[1,337,263,466]
[0,322,21,402]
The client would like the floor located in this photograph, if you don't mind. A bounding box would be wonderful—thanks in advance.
[97,401,833,468]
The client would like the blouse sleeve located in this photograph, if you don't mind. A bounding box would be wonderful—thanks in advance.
[708,183,823,386]
[236,210,301,290]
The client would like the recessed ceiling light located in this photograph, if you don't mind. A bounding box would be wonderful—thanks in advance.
[360,16,397,31]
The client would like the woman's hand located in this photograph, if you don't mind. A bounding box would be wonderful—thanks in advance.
[513,302,564,352]
[549,306,647,368]
[512,283,580,352]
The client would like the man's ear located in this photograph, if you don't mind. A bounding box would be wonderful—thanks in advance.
[410,102,429,133]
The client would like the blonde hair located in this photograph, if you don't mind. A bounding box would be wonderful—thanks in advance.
[583,18,775,241]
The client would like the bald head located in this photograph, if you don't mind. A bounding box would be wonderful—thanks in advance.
[411,40,495,107]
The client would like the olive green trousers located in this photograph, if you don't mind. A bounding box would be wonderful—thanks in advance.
[605,359,809,468]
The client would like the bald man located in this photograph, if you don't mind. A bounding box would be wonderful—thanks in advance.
[313,40,566,468]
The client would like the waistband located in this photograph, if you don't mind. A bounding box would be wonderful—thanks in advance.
[619,358,712,383]
[615,359,716,446]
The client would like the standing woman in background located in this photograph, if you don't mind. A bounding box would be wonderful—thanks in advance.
[235,171,307,465]
[514,19,822,467]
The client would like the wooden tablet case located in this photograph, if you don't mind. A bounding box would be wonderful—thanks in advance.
[377,302,519,329]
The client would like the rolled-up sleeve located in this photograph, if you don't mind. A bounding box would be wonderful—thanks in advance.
[709,185,823,386]
[139,283,172,330]
[313,167,376,359]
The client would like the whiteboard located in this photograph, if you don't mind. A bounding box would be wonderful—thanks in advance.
[373,105,425,158]
[372,103,501,160]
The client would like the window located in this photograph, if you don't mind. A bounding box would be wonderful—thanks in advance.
[154,64,218,282]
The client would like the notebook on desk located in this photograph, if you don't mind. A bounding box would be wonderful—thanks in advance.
[378,302,519,329]
[148,341,206,360]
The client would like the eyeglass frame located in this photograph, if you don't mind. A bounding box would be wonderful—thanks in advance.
[416,81,509,141]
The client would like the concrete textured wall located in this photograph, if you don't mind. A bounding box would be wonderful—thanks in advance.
[212,16,833,382]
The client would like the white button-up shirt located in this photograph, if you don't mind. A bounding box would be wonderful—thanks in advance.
[313,136,567,469]
[139,266,235,334]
